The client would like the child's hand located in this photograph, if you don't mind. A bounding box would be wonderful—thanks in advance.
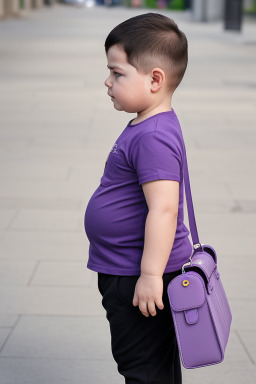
[132,273,164,317]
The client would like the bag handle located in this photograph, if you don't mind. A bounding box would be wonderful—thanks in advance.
[182,140,203,253]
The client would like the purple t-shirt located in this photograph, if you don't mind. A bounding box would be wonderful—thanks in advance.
[84,109,192,276]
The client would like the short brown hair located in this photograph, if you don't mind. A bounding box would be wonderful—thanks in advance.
[105,13,188,93]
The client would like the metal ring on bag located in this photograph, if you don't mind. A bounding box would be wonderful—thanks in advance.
[182,261,191,274]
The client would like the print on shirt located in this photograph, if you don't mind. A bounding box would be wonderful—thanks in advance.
[111,142,118,154]
[105,142,118,170]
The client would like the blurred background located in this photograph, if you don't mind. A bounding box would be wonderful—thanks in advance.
[0,1,256,384]
[1,0,256,20]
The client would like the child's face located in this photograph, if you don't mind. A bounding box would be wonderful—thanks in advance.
[105,45,152,113]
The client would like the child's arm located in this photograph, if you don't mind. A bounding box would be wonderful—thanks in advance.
[132,179,179,317]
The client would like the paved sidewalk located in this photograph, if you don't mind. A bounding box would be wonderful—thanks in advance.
[0,3,255,384]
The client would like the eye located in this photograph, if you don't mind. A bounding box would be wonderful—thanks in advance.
[114,72,122,78]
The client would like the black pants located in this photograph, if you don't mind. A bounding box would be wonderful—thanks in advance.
[98,270,182,384]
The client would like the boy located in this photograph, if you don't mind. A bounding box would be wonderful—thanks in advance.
[84,13,192,384]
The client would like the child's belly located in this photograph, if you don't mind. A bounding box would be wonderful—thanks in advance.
[84,184,148,249]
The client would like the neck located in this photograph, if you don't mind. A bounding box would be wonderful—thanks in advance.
[131,100,173,125]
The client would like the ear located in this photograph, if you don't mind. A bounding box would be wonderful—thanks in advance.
[150,68,165,93]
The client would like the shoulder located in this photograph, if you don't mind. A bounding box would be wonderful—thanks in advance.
[134,111,183,146]
[126,111,185,166]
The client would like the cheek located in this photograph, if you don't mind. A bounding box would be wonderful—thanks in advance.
[111,81,123,95]
[112,77,149,111]
[132,77,149,96]
[122,79,146,97]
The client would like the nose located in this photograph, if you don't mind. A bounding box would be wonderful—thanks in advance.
[105,76,112,88]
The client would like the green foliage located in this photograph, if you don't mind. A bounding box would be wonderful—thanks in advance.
[167,0,185,10]
[244,0,256,13]
[20,0,24,9]
[144,0,185,10]
[145,0,157,9]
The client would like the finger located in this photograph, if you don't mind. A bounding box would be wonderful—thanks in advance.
[156,300,164,310]
[132,295,139,307]
[139,302,149,317]
[148,301,157,316]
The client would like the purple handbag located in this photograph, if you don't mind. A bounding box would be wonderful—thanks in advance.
[167,142,232,369]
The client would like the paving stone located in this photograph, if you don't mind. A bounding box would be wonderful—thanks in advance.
[226,181,256,200]
[31,137,87,148]
[0,329,11,351]
[0,357,121,384]
[8,210,82,231]
[25,147,90,162]
[230,199,256,213]
[0,236,89,262]
[188,182,231,199]
[191,197,237,214]
[0,315,19,328]
[222,299,256,331]
[237,330,256,365]
[186,150,253,179]
[0,179,100,200]
[203,234,255,257]
[0,210,17,230]
[30,261,94,287]
[202,261,255,301]
[0,197,82,211]
[224,329,254,364]
[0,285,102,316]
[0,138,30,150]
[1,315,111,360]
[0,164,69,181]
[195,212,256,237]
[0,261,37,286]
[181,361,256,384]
[0,230,87,248]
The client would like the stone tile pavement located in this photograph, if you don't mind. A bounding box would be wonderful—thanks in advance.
[0,3,255,383]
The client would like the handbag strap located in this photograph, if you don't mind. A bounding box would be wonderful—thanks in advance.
[181,141,202,252]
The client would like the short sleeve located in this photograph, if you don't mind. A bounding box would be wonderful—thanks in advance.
[131,131,182,185]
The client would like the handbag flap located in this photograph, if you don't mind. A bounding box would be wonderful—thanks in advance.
[188,251,217,282]
[202,244,217,263]
[167,272,206,312]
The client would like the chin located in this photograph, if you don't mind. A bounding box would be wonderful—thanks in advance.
[114,104,124,111]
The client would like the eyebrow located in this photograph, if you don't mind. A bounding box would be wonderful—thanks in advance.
[107,65,124,71]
